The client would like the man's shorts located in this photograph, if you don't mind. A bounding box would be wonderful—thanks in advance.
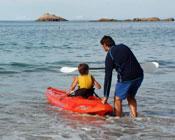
[115,77,143,100]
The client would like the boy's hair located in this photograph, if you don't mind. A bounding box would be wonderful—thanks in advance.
[100,35,115,47]
[78,63,89,75]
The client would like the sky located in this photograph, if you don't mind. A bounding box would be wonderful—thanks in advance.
[0,0,174,20]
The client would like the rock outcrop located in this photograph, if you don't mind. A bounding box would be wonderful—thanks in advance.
[37,13,68,21]
[132,17,174,22]
[161,18,174,21]
[133,17,160,22]
[97,18,118,22]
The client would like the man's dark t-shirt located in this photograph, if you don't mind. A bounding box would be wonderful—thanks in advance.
[104,44,143,98]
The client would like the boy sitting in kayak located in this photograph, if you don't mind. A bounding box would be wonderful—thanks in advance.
[67,63,101,98]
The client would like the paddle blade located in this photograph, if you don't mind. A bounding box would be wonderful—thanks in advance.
[141,62,159,73]
[60,67,78,73]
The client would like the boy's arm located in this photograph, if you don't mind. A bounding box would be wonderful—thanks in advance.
[92,76,101,89]
[67,77,78,94]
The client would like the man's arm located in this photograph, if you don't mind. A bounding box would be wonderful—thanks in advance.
[103,52,114,100]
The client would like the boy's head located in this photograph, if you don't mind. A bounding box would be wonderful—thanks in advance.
[100,35,115,52]
[78,63,89,75]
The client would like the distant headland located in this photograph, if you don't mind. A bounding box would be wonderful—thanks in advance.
[36,13,68,21]
[93,17,174,22]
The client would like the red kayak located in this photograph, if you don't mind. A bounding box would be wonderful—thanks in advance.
[45,87,113,116]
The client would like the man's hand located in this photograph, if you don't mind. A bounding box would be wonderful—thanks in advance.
[101,97,108,104]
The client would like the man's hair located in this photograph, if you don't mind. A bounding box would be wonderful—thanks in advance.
[100,35,115,47]
[78,63,89,75]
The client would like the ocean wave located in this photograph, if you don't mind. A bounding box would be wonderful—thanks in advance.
[0,43,5,46]
[23,67,58,73]
[0,71,19,74]
[0,62,30,67]
[0,61,73,74]
[10,62,36,67]
[0,60,105,75]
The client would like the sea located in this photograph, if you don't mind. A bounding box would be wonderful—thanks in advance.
[0,21,175,140]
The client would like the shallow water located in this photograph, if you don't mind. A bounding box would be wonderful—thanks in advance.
[0,21,175,140]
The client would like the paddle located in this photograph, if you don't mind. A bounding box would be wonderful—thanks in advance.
[60,61,159,73]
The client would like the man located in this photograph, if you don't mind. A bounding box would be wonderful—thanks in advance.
[100,35,144,118]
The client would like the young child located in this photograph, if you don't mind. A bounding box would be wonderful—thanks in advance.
[67,63,101,98]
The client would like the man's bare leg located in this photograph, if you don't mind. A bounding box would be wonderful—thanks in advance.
[114,96,122,117]
[127,96,137,118]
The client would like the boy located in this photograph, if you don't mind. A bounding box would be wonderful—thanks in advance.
[67,63,101,98]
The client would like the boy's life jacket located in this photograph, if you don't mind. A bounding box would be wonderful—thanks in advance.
[78,74,94,89]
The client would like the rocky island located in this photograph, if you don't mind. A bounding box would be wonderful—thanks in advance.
[36,13,68,21]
